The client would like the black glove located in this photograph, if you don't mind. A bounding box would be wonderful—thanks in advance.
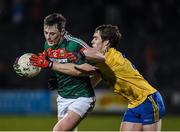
[48,77,58,90]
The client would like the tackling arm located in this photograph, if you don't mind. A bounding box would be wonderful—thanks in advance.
[52,62,97,76]
[53,62,102,87]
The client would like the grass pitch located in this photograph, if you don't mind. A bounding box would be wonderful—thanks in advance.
[0,114,179,131]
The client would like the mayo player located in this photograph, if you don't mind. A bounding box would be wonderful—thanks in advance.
[29,13,95,131]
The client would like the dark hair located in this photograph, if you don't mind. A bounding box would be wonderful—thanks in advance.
[44,13,66,31]
[95,24,122,47]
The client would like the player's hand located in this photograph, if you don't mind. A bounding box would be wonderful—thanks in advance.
[13,57,24,76]
[47,48,68,58]
[48,77,58,90]
[46,48,84,62]
[38,50,47,57]
[66,52,79,62]
[29,54,53,69]
[83,47,105,63]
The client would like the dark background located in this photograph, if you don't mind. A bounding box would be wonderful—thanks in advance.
[0,0,180,114]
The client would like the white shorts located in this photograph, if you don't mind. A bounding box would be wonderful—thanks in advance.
[57,95,96,118]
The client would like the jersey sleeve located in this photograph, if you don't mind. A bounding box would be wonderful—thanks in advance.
[64,33,89,51]
[67,40,88,52]
[64,32,89,64]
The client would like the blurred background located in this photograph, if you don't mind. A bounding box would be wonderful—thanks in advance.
[0,0,180,131]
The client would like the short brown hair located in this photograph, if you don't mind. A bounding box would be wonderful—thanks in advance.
[44,13,66,31]
[95,24,122,47]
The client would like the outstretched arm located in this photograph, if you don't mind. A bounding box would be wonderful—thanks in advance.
[52,61,103,87]
[52,62,97,76]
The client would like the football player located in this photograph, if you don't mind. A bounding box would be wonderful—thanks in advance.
[28,13,96,131]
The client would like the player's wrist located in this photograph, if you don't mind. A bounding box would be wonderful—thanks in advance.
[47,61,53,69]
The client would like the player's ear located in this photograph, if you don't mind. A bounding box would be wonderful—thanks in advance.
[104,40,110,47]
[61,28,65,36]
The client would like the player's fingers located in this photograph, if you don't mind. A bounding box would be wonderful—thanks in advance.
[31,56,38,59]
[74,66,96,72]
[30,62,39,67]
[29,59,39,65]
[30,55,39,59]
[29,58,38,62]
[29,56,39,61]
[38,53,46,59]
[29,59,37,63]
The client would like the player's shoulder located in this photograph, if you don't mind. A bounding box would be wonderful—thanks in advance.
[64,32,89,48]
[106,48,123,57]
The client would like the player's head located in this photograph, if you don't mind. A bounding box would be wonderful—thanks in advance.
[91,24,121,52]
[44,13,66,46]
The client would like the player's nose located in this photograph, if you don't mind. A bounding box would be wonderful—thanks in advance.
[46,33,51,39]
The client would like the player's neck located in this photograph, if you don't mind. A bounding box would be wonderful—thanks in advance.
[101,46,109,55]
[57,37,65,45]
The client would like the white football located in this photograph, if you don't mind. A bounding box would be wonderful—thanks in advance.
[15,53,41,78]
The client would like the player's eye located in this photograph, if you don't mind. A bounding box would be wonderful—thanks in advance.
[94,37,98,41]
[50,32,56,36]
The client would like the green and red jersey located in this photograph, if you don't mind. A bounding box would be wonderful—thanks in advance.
[44,32,94,98]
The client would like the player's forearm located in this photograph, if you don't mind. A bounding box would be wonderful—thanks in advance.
[52,62,95,76]
[52,62,82,76]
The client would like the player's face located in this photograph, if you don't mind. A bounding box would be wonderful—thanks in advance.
[91,31,109,53]
[44,25,62,46]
